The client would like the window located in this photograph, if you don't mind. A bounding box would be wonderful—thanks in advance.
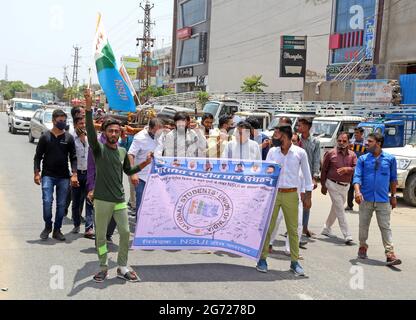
[180,0,206,27]
[179,36,200,66]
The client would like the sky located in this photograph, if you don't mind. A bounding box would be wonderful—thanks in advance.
[0,0,173,87]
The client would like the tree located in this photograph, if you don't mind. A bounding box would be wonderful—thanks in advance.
[197,90,210,108]
[39,77,64,100]
[241,75,268,93]
[0,80,32,100]
[140,86,173,99]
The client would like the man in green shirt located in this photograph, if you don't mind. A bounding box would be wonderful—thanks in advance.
[84,89,153,283]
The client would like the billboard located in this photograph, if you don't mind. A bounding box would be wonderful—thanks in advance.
[330,0,378,64]
[121,56,141,80]
[280,36,307,78]
[354,80,393,104]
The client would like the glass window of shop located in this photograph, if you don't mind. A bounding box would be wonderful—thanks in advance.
[180,0,206,27]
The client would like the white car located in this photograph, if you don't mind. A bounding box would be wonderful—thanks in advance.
[8,98,43,134]
[29,108,73,143]
[386,134,416,206]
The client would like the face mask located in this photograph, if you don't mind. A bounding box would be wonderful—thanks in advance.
[56,121,67,130]
[273,137,282,147]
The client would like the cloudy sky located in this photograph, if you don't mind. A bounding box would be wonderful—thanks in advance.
[0,0,173,87]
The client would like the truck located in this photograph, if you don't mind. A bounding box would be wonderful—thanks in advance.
[202,100,240,127]
[357,113,416,148]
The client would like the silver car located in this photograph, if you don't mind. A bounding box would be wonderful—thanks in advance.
[28,108,73,143]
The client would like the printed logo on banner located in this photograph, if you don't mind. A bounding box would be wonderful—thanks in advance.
[174,186,233,236]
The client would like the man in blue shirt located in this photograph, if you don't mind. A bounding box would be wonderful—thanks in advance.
[353,133,401,266]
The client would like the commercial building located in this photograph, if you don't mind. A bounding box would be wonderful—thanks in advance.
[171,0,211,93]
[152,47,173,89]
[207,0,333,92]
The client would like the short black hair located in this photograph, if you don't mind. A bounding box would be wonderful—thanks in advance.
[173,112,190,122]
[202,113,214,122]
[236,121,252,131]
[52,109,67,120]
[279,117,293,126]
[368,132,384,147]
[246,116,261,130]
[148,118,163,129]
[355,127,365,133]
[298,117,313,129]
[277,124,293,140]
[71,107,81,120]
[101,117,121,131]
[74,116,84,125]
[219,115,233,129]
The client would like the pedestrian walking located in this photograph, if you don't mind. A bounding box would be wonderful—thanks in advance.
[246,116,270,160]
[70,116,93,235]
[34,109,79,241]
[85,90,153,283]
[257,124,313,276]
[346,127,366,211]
[353,133,402,266]
[320,132,357,245]
[297,117,321,238]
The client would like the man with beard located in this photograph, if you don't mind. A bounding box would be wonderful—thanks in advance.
[354,133,401,266]
[84,89,153,283]
[320,132,357,245]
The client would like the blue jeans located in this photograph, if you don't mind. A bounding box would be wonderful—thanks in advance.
[42,176,70,230]
[303,208,310,230]
[135,179,146,215]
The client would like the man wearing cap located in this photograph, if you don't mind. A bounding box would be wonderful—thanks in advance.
[257,124,313,276]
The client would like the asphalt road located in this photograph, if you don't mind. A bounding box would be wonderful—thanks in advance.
[0,112,415,300]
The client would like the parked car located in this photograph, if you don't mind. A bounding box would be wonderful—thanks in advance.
[8,98,43,134]
[28,108,73,143]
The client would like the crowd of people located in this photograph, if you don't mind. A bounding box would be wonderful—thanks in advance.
[32,89,402,283]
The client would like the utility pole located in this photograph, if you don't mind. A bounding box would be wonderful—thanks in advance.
[62,65,68,89]
[137,1,155,96]
[4,65,8,81]
[72,45,81,88]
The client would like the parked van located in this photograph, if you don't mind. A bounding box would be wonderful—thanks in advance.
[8,98,43,134]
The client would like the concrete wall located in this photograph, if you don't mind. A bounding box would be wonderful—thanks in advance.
[207,0,332,93]
[304,81,354,102]
[378,0,416,79]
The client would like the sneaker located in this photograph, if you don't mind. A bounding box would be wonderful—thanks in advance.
[321,228,337,238]
[256,259,268,273]
[345,206,353,211]
[84,229,95,240]
[40,227,52,240]
[268,244,273,254]
[117,268,141,282]
[358,246,368,259]
[93,270,108,283]
[52,230,66,241]
[345,236,354,246]
[106,236,113,243]
[290,261,305,277]
[71,226,80,234]
[299,236,308,247]
[386,253,402,266]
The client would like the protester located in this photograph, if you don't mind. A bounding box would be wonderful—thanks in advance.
[271,117,292,147]
[119,129,136,214]
[34,109,79,241]
[269,132,307,256]
[353,133,402,266]
[257,124,313,276]
[246,116,270,160]
[128,118,164,216]
[157,112,206,158]
[207,114,234,158]
[320,132,357,245]
[297,117,320,238]
[346,127,367,211]
[85,89,153,283]
[70,116,93,235]
[201,113,214,138]
[222,121,261,161]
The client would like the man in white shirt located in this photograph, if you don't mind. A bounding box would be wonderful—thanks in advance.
[128,118,164,215]
[257,124,313,276]
[221,121,261,161]
[156,112,207,158]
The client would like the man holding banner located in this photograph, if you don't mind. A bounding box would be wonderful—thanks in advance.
[257,124,313,276]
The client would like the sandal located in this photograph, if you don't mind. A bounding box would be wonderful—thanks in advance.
[117,268,141,283]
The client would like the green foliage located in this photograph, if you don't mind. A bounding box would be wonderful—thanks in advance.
[140,86,174,99]
[197,91,210,105]
[241,75,268,93]
[0,80,32,100]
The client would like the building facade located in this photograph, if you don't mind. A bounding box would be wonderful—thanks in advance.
[171,0,211,93]
[207,0,332,93]
[152,47,173,89]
